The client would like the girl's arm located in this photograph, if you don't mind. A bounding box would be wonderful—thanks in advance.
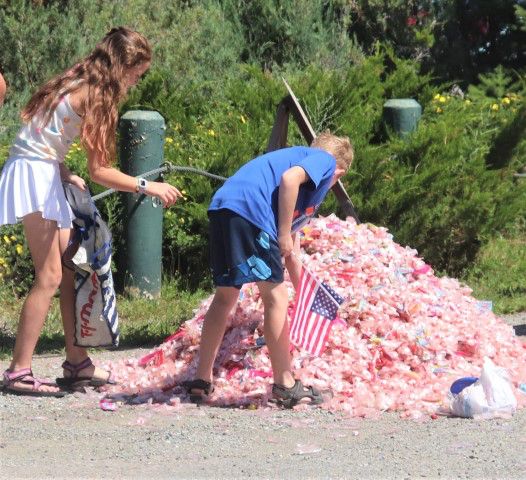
[86,146,182,207]
[59,162,87,190]
[70,85,181,206]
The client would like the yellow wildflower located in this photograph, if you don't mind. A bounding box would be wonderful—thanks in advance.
[464,99,471,105]
[438,96,446,103]
[3,235,11,244]
[179,218,185,224]
[16,244,23,255]
[240,115,246,124]
[436,107,443,113]
[208,129,216,137]
[0,257,5,265]
[181,190,187,195]
[491,103,499,111]
[10,235,16,241]
[165,137,174,144]
[501,97,511,105]
[433,94,440,100]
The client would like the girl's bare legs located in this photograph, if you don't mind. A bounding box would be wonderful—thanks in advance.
[58,228,110,381]
[257,281,295,388]
[194,286,239,383]
[8,213,63,393]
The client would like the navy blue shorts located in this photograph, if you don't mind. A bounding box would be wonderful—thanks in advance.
[208,209,284,288]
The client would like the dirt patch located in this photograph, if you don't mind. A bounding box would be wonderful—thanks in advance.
[1,315,525,479]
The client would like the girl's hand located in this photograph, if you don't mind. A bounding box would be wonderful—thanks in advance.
[67,174,87,191]
[146,181,182,207]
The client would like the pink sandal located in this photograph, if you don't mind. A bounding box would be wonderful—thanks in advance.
[2,368,67,397]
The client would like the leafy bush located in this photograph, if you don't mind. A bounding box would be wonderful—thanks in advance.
[346,69,525,275]
[1,1,524,312]
[0,226,33,297]
[464,225,526,314]
[221,0,362,69]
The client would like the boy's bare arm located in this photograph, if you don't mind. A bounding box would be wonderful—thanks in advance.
[277,166,309,257]
[284,234,302,290]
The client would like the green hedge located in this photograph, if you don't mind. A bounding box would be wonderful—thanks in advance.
[1,2,525,312]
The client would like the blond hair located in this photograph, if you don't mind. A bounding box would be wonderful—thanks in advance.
[311,131,354,170]
[22,27,151,167]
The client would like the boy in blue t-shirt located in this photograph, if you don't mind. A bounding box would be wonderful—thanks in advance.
[184,132,354,408]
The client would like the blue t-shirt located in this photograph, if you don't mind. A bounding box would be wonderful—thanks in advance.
[208,146,336,239]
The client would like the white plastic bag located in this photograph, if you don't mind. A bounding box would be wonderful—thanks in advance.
[449,357,517,419]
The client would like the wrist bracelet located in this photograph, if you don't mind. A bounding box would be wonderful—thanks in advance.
[136,177,148,195]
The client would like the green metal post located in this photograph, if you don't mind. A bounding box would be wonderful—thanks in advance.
[382,99,422,137]
[117,110,165,298]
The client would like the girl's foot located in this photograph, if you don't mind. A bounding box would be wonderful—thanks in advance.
[56,357,114,389]
[2,368,67,397]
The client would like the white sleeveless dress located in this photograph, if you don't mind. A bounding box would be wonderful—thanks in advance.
[0,95,81,229]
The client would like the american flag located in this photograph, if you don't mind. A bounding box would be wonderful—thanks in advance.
[290,266,344,356]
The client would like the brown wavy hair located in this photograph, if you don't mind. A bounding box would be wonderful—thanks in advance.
[21,27,151,167]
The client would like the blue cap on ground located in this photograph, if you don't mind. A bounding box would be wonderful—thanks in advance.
[450,376,479,394]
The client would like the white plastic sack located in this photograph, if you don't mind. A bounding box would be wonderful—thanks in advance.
[449,357,517,419]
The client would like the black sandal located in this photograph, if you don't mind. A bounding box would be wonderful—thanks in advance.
[272,380,323,409]
[56,357,115,390]
[182,379,214,404]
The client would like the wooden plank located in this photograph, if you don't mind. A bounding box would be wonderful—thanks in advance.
[266,97,291,152]
[281,78,360,222]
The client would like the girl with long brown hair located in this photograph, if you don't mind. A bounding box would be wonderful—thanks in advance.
[0,27,182,396]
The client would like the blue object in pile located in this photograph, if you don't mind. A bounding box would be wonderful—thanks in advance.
[450,376,479,395]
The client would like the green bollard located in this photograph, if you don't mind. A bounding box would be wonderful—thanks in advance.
[117,110,165,298]
[382,99,422,137]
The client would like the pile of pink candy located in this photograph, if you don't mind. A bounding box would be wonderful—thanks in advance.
[104,215,526,419]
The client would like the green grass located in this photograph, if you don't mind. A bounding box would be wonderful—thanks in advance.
[463,232,526,314]
[0,279,210,359]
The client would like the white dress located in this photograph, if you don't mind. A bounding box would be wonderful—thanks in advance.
[0,95,82,229]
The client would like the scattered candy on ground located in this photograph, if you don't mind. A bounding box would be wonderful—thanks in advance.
[102,215,526,420]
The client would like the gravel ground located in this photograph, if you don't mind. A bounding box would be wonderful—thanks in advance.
[1,313,525,480]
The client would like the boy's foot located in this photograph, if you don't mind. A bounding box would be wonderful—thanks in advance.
[2,368,67,397]
[272,379,324,409]
[56,357,114,390]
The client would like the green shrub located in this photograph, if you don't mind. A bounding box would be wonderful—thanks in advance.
[221,0,362,69]
[0,225,33,297]
[464,225,526,314]
[347,72,525,275]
